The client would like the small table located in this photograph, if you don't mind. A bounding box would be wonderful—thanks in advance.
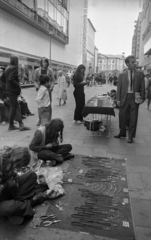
[82,97,115,137]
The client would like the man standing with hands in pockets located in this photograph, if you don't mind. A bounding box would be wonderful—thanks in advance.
[114,55,145,143]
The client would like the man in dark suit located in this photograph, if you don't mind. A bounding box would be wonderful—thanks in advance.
[114,55,145,143]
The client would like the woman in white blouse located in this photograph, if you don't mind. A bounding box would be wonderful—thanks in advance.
[57,70,67,106]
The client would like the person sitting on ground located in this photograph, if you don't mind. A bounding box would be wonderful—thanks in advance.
[29,118,74,166]
[36,75,52,126]
[0,146,49,224]
[18,95,34,119]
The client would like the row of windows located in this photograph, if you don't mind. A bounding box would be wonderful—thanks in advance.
[19,0,69,35]
[99,65,123,70]
[99,59,124,64]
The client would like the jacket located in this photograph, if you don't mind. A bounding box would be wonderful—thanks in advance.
[73,73,85,91]
[116,69,145,106]
[5,66,21,95]
[34,67,55,90]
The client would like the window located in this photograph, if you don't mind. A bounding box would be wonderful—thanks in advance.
[21,0,36,9]
[48,1,54,19]
[57,10,62,25]
[37,0,45,10]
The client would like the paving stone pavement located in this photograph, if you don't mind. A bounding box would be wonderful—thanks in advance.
[0,83,151,240]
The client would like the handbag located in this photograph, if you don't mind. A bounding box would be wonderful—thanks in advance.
[62,90,67,101]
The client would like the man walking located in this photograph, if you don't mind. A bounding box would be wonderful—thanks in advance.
[114,55,145,143]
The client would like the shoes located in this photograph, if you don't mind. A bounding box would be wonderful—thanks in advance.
[127,137,133,143]
[21,115,26,119]
[8,125,19,130]
[19,126,31,131]
[1,121,6,125]
[27,112,35,116]
[114,133,126,138]
[76,121,82,124]
[64,153,75,161]
[32,192,48,206]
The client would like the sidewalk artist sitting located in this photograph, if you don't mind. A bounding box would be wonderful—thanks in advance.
[0,146,49,224]
[29,118,74,166]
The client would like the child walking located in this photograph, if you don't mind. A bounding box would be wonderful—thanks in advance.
[36,75,52,126]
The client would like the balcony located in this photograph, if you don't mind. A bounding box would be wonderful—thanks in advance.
[0,0,68,44]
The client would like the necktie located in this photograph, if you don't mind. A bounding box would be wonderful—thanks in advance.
[130,71,133,91]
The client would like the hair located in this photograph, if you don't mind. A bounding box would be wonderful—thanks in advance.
[58,70,63,74]
[39,75,49,85]
[0,146,31,183]
[40,57,49,67]
[10,146,31,169]
[125,55,135,65]
[75,64,85,76]
[10,55,19,67]
[46,118,64,143]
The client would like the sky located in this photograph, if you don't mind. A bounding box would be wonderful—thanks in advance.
[88,0,143,56]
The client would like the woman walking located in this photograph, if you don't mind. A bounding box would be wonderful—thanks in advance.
[57,70,67,106]
[5,55,30,131]
[73,64,87,124]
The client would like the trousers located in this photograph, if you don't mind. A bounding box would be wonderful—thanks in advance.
[38,144,72,163]
[119,93,139,138]
[73,90,85,121]
[8,92,22,125]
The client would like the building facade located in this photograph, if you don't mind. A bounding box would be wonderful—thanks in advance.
[138,0,151,74]
[0,0,88,81]
[131,12,142,63]
[97,54,125,74]
[85,18,96,74]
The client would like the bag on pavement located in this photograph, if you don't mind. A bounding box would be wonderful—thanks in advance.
[62,90,67,101]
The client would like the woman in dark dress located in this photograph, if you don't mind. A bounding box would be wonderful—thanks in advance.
[73,64,87,124]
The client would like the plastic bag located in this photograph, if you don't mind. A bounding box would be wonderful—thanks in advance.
[38,166,63,191]
[46,184,66,199]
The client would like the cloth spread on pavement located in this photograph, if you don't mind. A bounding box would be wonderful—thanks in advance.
[41,155,135,240]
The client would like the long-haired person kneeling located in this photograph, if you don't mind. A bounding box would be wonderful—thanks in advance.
[29,118,74,165]
[0,147,48,224]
